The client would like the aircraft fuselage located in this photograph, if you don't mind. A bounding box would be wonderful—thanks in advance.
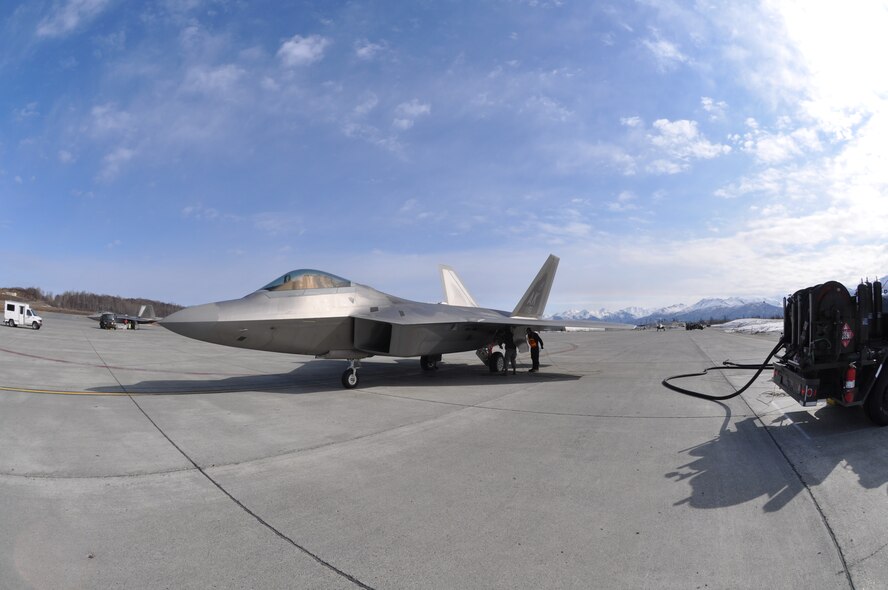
[162,283,509,360]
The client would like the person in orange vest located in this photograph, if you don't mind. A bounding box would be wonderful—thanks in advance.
[525,327,544,372]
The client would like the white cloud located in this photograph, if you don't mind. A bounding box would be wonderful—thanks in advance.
[183,205,219,220]
[648,119,730,166]
[14,102,39,121]
[341,121,402,154]
[253,212,304,236]
[524,95,572,122]
[99,146,135,181]
[607,191,638,212]
[181,64,246,96]
[700,96,727,120]
[58,150,75,163]
[36,0,113,38]
[735,120,823,165]
[92,29,126,57]
[353,93,379,117]
[555,141,637,176]
[393,99,431,130]
[90,103,132,137]
[646,159,684,175]
[621,116,642,127]
[642,31,688,71]
[355,40,384,60]
[775,2,888,139]
[277,34,330,67]
[749,133,801,164]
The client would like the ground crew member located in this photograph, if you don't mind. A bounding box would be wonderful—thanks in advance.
[502,329,517,375]
[525,327,544,372]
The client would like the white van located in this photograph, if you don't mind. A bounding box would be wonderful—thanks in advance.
[4,301,42,329]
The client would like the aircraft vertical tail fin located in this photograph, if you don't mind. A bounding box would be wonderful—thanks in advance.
[439,265,479,307]
[511,254,560,319]
[138,304,156,319]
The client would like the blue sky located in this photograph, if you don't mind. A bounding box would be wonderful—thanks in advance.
[2,1,887,311]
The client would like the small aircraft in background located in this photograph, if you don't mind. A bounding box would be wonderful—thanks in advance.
[161,255,632,388]
[89,305,162,329]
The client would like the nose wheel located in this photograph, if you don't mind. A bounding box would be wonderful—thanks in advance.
[341,359,361,389]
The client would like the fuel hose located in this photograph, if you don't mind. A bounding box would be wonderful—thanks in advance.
[661,337,786,401]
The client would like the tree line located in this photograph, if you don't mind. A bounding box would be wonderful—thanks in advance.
[1,286,183,318]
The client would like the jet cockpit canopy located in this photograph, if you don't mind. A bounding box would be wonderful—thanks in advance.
[260,269,352,292]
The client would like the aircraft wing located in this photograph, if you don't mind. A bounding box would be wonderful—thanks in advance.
[87,313,159,324]
[352,304,632,329]
[349,304,633,357]
[116,314,157,324]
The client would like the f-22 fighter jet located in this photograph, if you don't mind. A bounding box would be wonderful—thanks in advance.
[161,255,632,388]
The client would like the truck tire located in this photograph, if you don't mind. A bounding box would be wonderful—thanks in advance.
[32,322,40,330]
[864,381,888,426]
[7,319,15,328]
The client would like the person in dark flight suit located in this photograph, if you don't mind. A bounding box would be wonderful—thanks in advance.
[501,329,517,375]
[525,328,544,372]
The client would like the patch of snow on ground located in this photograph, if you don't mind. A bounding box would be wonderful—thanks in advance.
[716,318,783,335]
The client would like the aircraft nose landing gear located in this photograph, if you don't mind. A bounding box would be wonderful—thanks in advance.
[341,359,361,389]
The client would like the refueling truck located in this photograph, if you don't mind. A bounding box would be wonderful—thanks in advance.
[772,279,888,426]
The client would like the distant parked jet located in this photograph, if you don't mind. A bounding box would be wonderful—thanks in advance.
[161,255,632,388]
[89,304,161,328]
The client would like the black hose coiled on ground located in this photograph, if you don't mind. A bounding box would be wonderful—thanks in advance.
[662,337,786,401]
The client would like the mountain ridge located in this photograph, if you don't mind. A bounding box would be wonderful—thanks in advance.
[554,275,888,325]
[550,296,783,325]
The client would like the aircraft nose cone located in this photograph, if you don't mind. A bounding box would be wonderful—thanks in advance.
[160,303,220,339]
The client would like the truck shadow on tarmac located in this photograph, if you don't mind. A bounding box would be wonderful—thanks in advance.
[666,409,888,512]
[87,359,580,395]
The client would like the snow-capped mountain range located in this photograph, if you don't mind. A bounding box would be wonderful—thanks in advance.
[549,297,784,325]
[549,277,888,325]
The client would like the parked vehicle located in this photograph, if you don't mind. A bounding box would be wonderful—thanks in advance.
[772,279,888,425]
[4,301,42,329]
[99,312,118,330]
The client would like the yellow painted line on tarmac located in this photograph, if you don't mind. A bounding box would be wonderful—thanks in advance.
[0,385,131,396]
[0,384,300,396]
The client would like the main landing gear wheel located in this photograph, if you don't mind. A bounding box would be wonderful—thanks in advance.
[488,352,505,373]
[341,369,359,389]
[864,380,888,426]
[341,359,361,389]
[420,355,437,371]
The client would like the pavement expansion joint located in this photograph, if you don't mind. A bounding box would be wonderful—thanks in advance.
[123,390,375,588]
[849,541,888,568]
[688,334,856,589]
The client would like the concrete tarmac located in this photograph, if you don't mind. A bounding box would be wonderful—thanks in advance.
[1,313,886,589]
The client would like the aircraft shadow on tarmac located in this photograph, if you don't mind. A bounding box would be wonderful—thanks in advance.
[87,358,580,396]
[666,407,888,512]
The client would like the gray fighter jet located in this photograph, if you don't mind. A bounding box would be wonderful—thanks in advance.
[161,255,632,388]
[88,304,162,328]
